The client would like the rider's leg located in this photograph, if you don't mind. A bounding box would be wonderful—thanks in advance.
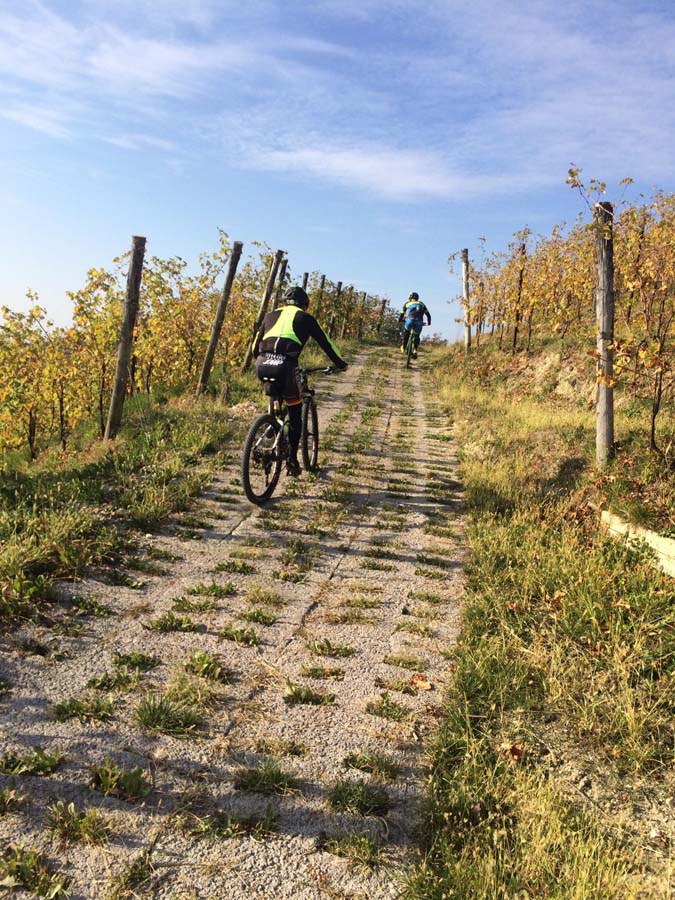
[286,401,302,462]
[400,325,408,351]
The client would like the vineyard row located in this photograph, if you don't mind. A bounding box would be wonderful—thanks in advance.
[0,232,395,461]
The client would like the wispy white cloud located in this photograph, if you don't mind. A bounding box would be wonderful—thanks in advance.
[2,0,675,201]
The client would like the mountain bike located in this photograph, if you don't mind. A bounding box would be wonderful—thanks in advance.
[404,324,425,369]
[241,366,338,505]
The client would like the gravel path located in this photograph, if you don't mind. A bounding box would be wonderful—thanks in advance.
[0,347,464,899]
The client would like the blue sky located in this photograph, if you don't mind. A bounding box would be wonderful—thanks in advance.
[2,0,675,339]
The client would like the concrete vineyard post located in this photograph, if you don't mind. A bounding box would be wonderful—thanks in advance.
[273,257,288,310]
[241,249,285,372]
[104,235,146,440]
[595,202,615,469]
[196,240,243,396]
[461,248,471,352]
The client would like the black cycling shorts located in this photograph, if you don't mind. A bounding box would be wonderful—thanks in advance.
[255,354,303,405]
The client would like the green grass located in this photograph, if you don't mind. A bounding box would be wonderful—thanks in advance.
[326,780,390,817]
[47,800,110,845]
[146,611,199,632]
[0,846,70,898]
[215,560,256,575]
[365,692,409,722]
[342,596,382,609]
[70,595,113,617]
[246,585,285,607]
[320,832,382,869]
[112,651,160,671]
[0,784,24,814]
[241,607,277,626]
[185,804,277,840]
[53,695,115,723]
[0,747,62,776]
[404,347,674,899]
[188,580,236,597]
[172,594,218,613]
[395,620,435,637]
[135,693,201,735]
[218,624,260,646]
[107,846,155,900]
[343,751,401,781]
[90,758,151,802]
[408,590,447,605]
[308,637,356,658]
[300,664,345,680]
[87,669,139,691]
[283,681,336,705]
[0,397,246,626]
[233,759,297,795]
[184,650,230,683]
[384,652,425,672]
[254,737,307,757]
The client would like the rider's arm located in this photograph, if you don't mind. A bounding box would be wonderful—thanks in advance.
[306,317,348,369]
[424,305,432,326]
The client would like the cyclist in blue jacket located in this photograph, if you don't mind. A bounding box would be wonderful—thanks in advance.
[399,292,431,358]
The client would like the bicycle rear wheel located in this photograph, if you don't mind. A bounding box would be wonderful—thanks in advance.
[406,333,414,369]
[301,398,319,471]
[242,414,283,504]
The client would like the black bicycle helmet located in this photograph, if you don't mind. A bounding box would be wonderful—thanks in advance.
[408,291,419,300]
[284,286,310,309]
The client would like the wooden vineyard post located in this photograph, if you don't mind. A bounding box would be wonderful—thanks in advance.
[104,235,146,440]
[302,272,309,291]
[241,249,284,372]
[340,286,354,340]
[196,240,243,396]
[357,291,368,339]
[377,298,387,335]
[272,257,288,310]
[329,281,342,337]
[595,202,615,468]
[461,248,471,352]
[512,243,526,353]
[314,274,326,319]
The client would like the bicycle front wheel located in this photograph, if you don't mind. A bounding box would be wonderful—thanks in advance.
[242,414,283,504]
[301,398,319,471]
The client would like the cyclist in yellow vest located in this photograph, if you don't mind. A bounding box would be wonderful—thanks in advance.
[253,286,348,476]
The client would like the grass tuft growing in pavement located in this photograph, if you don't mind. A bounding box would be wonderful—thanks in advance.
[0,846,70,898]
[233,759,297,795]
[90,758,151,802]
[365,692,409,722]
[0,747,62,776]
[135,693,201,735]
[283,681,336,706]
[47,800,110,845]
[308,637,355,658]
[326,780,390,817]
[343,751,401,781]
[320,832,382,869]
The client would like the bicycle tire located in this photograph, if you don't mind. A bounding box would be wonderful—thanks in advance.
[406,332,414,369]
[241,413,283,504]
[301,398,319,471]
